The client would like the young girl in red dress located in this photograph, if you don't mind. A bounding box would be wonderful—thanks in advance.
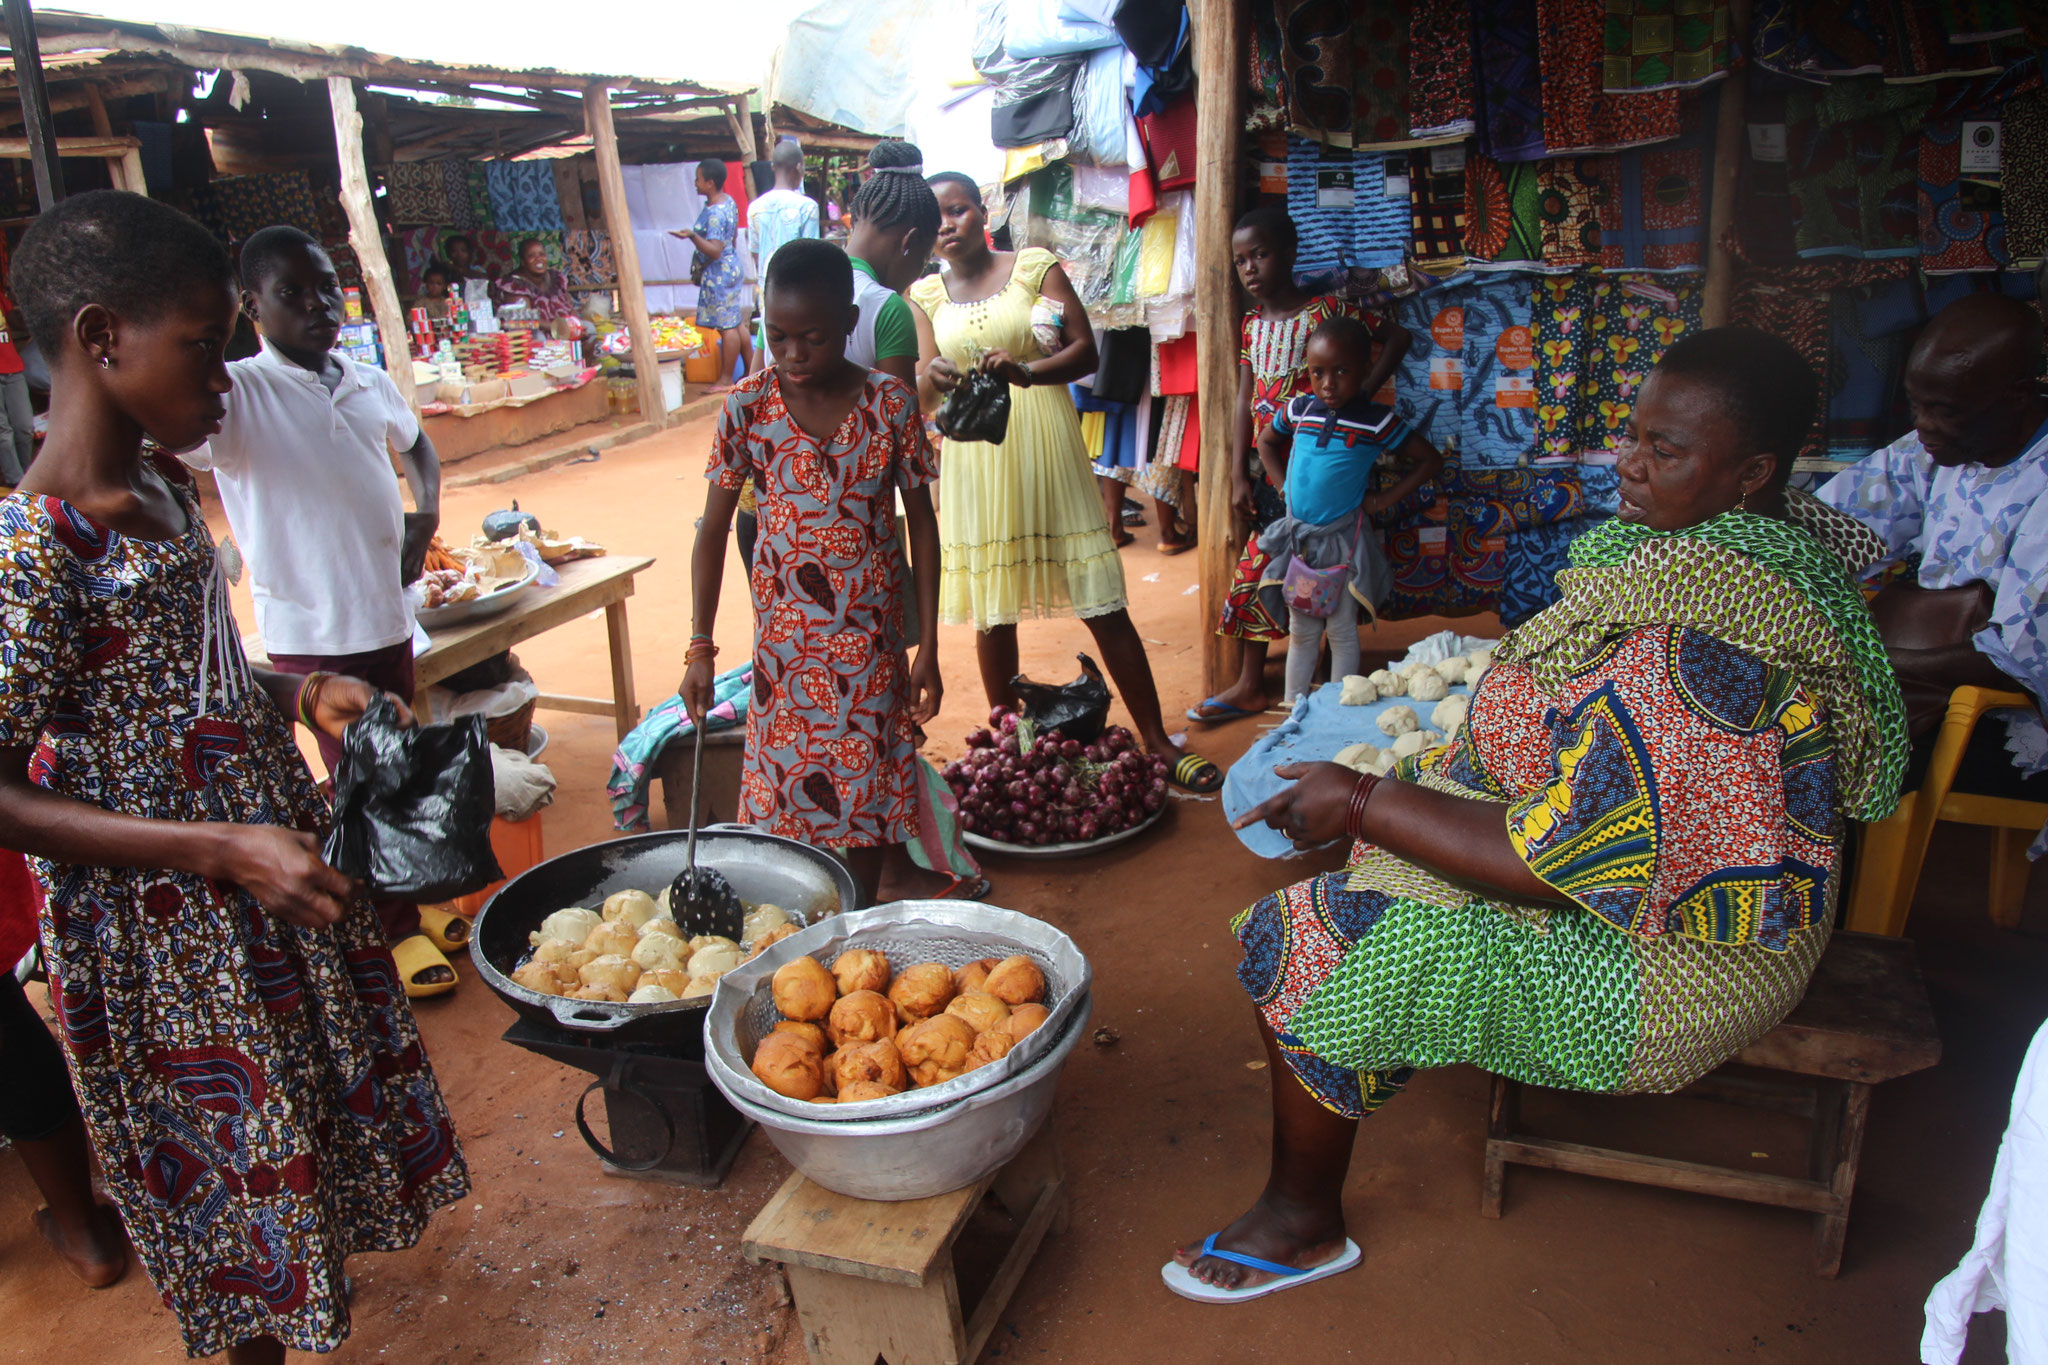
[682,239,942,900]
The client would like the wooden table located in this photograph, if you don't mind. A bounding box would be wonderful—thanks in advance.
[412,554,655,742]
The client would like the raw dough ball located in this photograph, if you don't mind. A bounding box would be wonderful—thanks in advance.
[1408,671,1449,703]
[984,956,1046,1007]
[582,922,640,959]
[602,890,660,928]
[1006,1003,1051,1042]
[837,1079,900,1102]
[1367,668,1405,696]
[511,961,564,996]
[630,933,688,973]
[746,923,798,960]
[578,954,641,996]
[1366,750,1396,777]
[1390,729,1444,759]
[1398,659,1437,681]
[752,1033,825,1101]
[1434,654,1471,684]
[627,983,678,1004]
[1431,694,1471,734]
[743,903,791,944]
[1338,674,1379,706]
[772,956,838,1021]
[898,1015,978,1087]
[687,941,743,980]
[828,990,899,1047]
[1468,648,1494,685]
[1376,705,1420,737]
[1334,742,1381,773]
[572,983,627,1003]
[955,958,1000,994]
[945,991,1011,1035]
[966,1028,1015,1070]
[830,1039,907,1093]
[689,934,740,956]
[772,1020,829,1054]
[642,968,692,996]
[531,906,601,948]
[681,976,718,1000]
[888,962,957,1023]
[831,948,893,996]
[641,917,684,943]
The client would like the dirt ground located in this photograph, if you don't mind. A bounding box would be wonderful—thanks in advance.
[1,413,2041,1364]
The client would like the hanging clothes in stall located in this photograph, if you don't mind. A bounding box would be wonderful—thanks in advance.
[1276,0,1356,141]
[1537,157,1607,268]
[1577,274,1705,455]
[1464,153,1548,271]
[1591,138,1712,271]
[1784,81,1931,259]
[2006,88,2048,263]
[1410,0,1477,138]
[382,161,455,225]
[1391,283,1469,451]
[1601,0,1732,91]
[1501,517,1596,624]
[1920,117,2013,272]
[485,161,565,233]
[1879,0,2008,81]
[1536,0,1682,154]
[1286,138,1407,274]
[1459,276,1540,468]
[1750,0,1885,80]
[1354,0,1412,148]
[1409,147,1469,271]
[1532,273,1594,459]
[1472,0,1549,161]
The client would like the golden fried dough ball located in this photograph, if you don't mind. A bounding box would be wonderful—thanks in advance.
[751,1033,825,1101]
[772,1020,830,1054]
[955,957,999,994]
[837,1079,900,1102]
[830,1039,907,1094]
[828,990,898,1048]
[641,917,684,943]
[1006,1003,1050,1042]
[687,941,743,980]
[630,933,689,973]
[511,960,564,996]
[888,962,956,1024]
[680,976,717,1001]
[627,983,678,1004]
[602,889,660,929]
[571,983,627,1003]
[898,1014,977,1088]
[642,968,692,996]
[772,955,838,1021]
[983,955,1046,1007]
[831,948,893,996]
[531,939,586,989]
[582,922,640,959]
[577,953,641,995]
[689,934,740,956]
[743,903,791,944]
[944,991,1011,1035]
[746,923,799,960]
[966,1028,1015,1070]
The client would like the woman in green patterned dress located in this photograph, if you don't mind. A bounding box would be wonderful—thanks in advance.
[1164,328,1907,1303]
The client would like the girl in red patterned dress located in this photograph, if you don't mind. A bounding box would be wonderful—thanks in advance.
[682,239,942,899]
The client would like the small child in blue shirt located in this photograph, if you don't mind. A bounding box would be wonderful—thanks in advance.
[1255,316,1443,701]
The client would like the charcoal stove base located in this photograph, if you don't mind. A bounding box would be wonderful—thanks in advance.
[501,1019,751,1188]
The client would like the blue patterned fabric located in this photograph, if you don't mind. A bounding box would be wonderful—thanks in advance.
[1391,284,1466,451]
[1580,462,1621,515]
[1285,138,1410,274]
[693,198,745,330]
[1501,516,1601,625]
[484,161,564,233]
[1459,276,1538,468]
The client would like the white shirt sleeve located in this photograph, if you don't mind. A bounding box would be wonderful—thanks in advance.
[1814,438,1929,575]
[368,367,422,452]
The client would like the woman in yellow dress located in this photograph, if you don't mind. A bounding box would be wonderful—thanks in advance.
[912,174,1220,791]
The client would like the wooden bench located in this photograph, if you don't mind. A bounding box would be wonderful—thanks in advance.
[742,1125,1068,1365]
[1481,931,1941,1276]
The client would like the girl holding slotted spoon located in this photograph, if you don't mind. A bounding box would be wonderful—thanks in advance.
[681,239,943,902]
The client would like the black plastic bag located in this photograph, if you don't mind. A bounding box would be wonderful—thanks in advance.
[323,696,504,901]
[1012,653,1113,744]
[936,368,1012,445]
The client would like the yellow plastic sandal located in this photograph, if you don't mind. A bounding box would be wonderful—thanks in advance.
[392,934,459,999]
[416,904,472,954]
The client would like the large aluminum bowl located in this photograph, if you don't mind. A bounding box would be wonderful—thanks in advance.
[720,995,1089,1200]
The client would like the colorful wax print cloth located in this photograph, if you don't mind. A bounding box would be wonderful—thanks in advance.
[1751,0,1885,78]
[1410,0,1478,137]
[465,163,495,228]
[1537,0,1683,154]
[0,476,467,1356]
[1286,138,1408,272]
[1825,276,1922,461]
[1390,284,1470,451]
[1464,154,1548,271]
[184,171,322,242]
[1242,295,1367,435]
[560,230,616,291]
[705,370,936,847]
[1410,148,1470,270]
[1817,423,2048,822]
[442,160,478,229]
[1275,0,1356,139]
[1457,464,1590,536]
[609,666,753,832]
[1537,158,1606,268]
[1473,0,1549,161]
[1592,139,1711,271]
[1581,460,1622,514]
[1458,276,1539,468]
[2006,89,2048,264]
[1602,0,1732,90]
[1501,516,1594,623]
[1879,0,2009,81]
[484,160,564,233]
[1353,1,1412,148]
[382,160,455,225]
[1532,275,1594,459]
[692,197,746,330]
[1919,118,2013,273]
[1578,275,1704,454]
[1784,82,1930,260]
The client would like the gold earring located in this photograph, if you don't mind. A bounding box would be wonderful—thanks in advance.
[1739,488,1749,513]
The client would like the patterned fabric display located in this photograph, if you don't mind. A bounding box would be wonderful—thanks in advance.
[442,160,477,229]
[1286,136,1351,275]
[1603,0,1731,90]
[1752,0,1886,79]
[1537,157,1606,268]
[1276,0,1355,140]
[1533,274,1593,458]
[1391,286,1467,450]
[1579,275,1704,454]
[1353,2,1411,147]
[185,171,322,242]
[466,163,495,228]
[1465,153,1548,270]
[560,229,616,290]
[1880,0,2007,80]
[1826,276,1922,461]
[1581,461,1622,514]
[2007,89,2048,263]
[1410,0,1477,137]
[1409,149,1469,269]
[1784,83,1930,260]
[1593,141,1710,271]
[1473,0,1549,161]
[1459,465,1589,535]
[1502,517,1592,623]
[1919,117,2012,272]
[1459,276,1539,467]
[1537,0,1682,154]
[484,161,564,233]
[381,161,453,225]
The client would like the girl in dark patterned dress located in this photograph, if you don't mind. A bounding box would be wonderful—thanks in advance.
[0,191,467,1361]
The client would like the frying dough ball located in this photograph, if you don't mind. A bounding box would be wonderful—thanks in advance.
[1408,671,1449,703]
[1007,1003,1051,1042]
[984,956,1046,1006]
[578,953,641,995]
[831,1039,907,1093]
[743,903,791,944]
[828,990,899,1047]
[572,983,627,1003]
[641,917,684,943]
[533,939,586,987]
[772,955,838,1021]
[1338,674,1379,706]
[966,1028,1015,1070]
[1376,705,1420,737]
[687,941,743,980]
[831,948,893,996]
[630,933,688,973]
[955,958,1000,994]
[746,923,798,960]
[627,983,678,1004]
[681,976,718,1001]
[752,1033,825,1101]
[945,991,1011,1035]
[837,1079,901,1102]
[689,934,740,956]
[530,906,600,948]
[888,962,957,1023]
[512,961,564,996]
[1367,668,1404,696]
[1334,742,1380,773]
[1434,654,1471,684]
[772,1020,829,1054]
[642,968,692,996]
[1432,694,1471,735]
[583,922,640,959]
[898,1015,978,1087]
[602,890,660,928]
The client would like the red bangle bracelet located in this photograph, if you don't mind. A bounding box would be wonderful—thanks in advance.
[1344,772,1381,840]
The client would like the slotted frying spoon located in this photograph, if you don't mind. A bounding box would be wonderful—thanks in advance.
[667,721,743,941]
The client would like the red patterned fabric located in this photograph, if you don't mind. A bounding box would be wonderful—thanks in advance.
[1536,0,1681,154]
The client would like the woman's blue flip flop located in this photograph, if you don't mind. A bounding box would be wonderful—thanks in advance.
[1160,1233,1362,1303]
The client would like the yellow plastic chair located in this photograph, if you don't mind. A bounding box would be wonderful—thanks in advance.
[1846,686,2047,936]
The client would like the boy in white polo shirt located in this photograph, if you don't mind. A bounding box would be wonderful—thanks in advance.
[185,225,452,990]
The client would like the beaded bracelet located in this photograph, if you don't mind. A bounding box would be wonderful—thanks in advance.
[296,671,331,729]
[684,639,719,664]
[1344,771,1382,840]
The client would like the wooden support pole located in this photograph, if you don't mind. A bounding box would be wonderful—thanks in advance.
[587,81,667,427]
[1701,0,1753,328]
[4,0,64,208]
[0,134,139,158]
[1192,0,1247,696]
[81,80,132,193]
[326,76,417,410]
[725,97,753,162]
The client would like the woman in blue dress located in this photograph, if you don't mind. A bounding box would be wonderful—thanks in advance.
[676,159,748,391]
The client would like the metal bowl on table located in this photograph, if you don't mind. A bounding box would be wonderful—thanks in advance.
[414,561,541,631]
[471,826,860,1048]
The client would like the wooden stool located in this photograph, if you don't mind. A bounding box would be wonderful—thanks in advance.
[1480,932,1941,1276]
[742,1125,1068,1365]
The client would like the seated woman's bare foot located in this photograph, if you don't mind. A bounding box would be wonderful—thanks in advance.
[34,1204,127,1288]
[1171,1194,1347,1292]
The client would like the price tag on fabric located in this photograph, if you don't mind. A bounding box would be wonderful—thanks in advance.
[1316,147,1355,208]
[1429,355,1465,391]
[1962,121,2003,174]
[1495,325,1534,370]
[1495,375,1535,408]
[1429,144,1467,175]
[1747,123,1788,163]
[1383,171,1410,201]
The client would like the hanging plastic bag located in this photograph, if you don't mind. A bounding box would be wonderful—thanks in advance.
[1011,653,1113,743]
[323,696,504,901]
[936,367,1013,445]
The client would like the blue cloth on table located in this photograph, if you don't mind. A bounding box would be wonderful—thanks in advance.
[485,161,565,233]
[1458,276,1537,468]
[608,665,752,832]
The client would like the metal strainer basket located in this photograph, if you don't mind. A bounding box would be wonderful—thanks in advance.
[703,899,1091,1123]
